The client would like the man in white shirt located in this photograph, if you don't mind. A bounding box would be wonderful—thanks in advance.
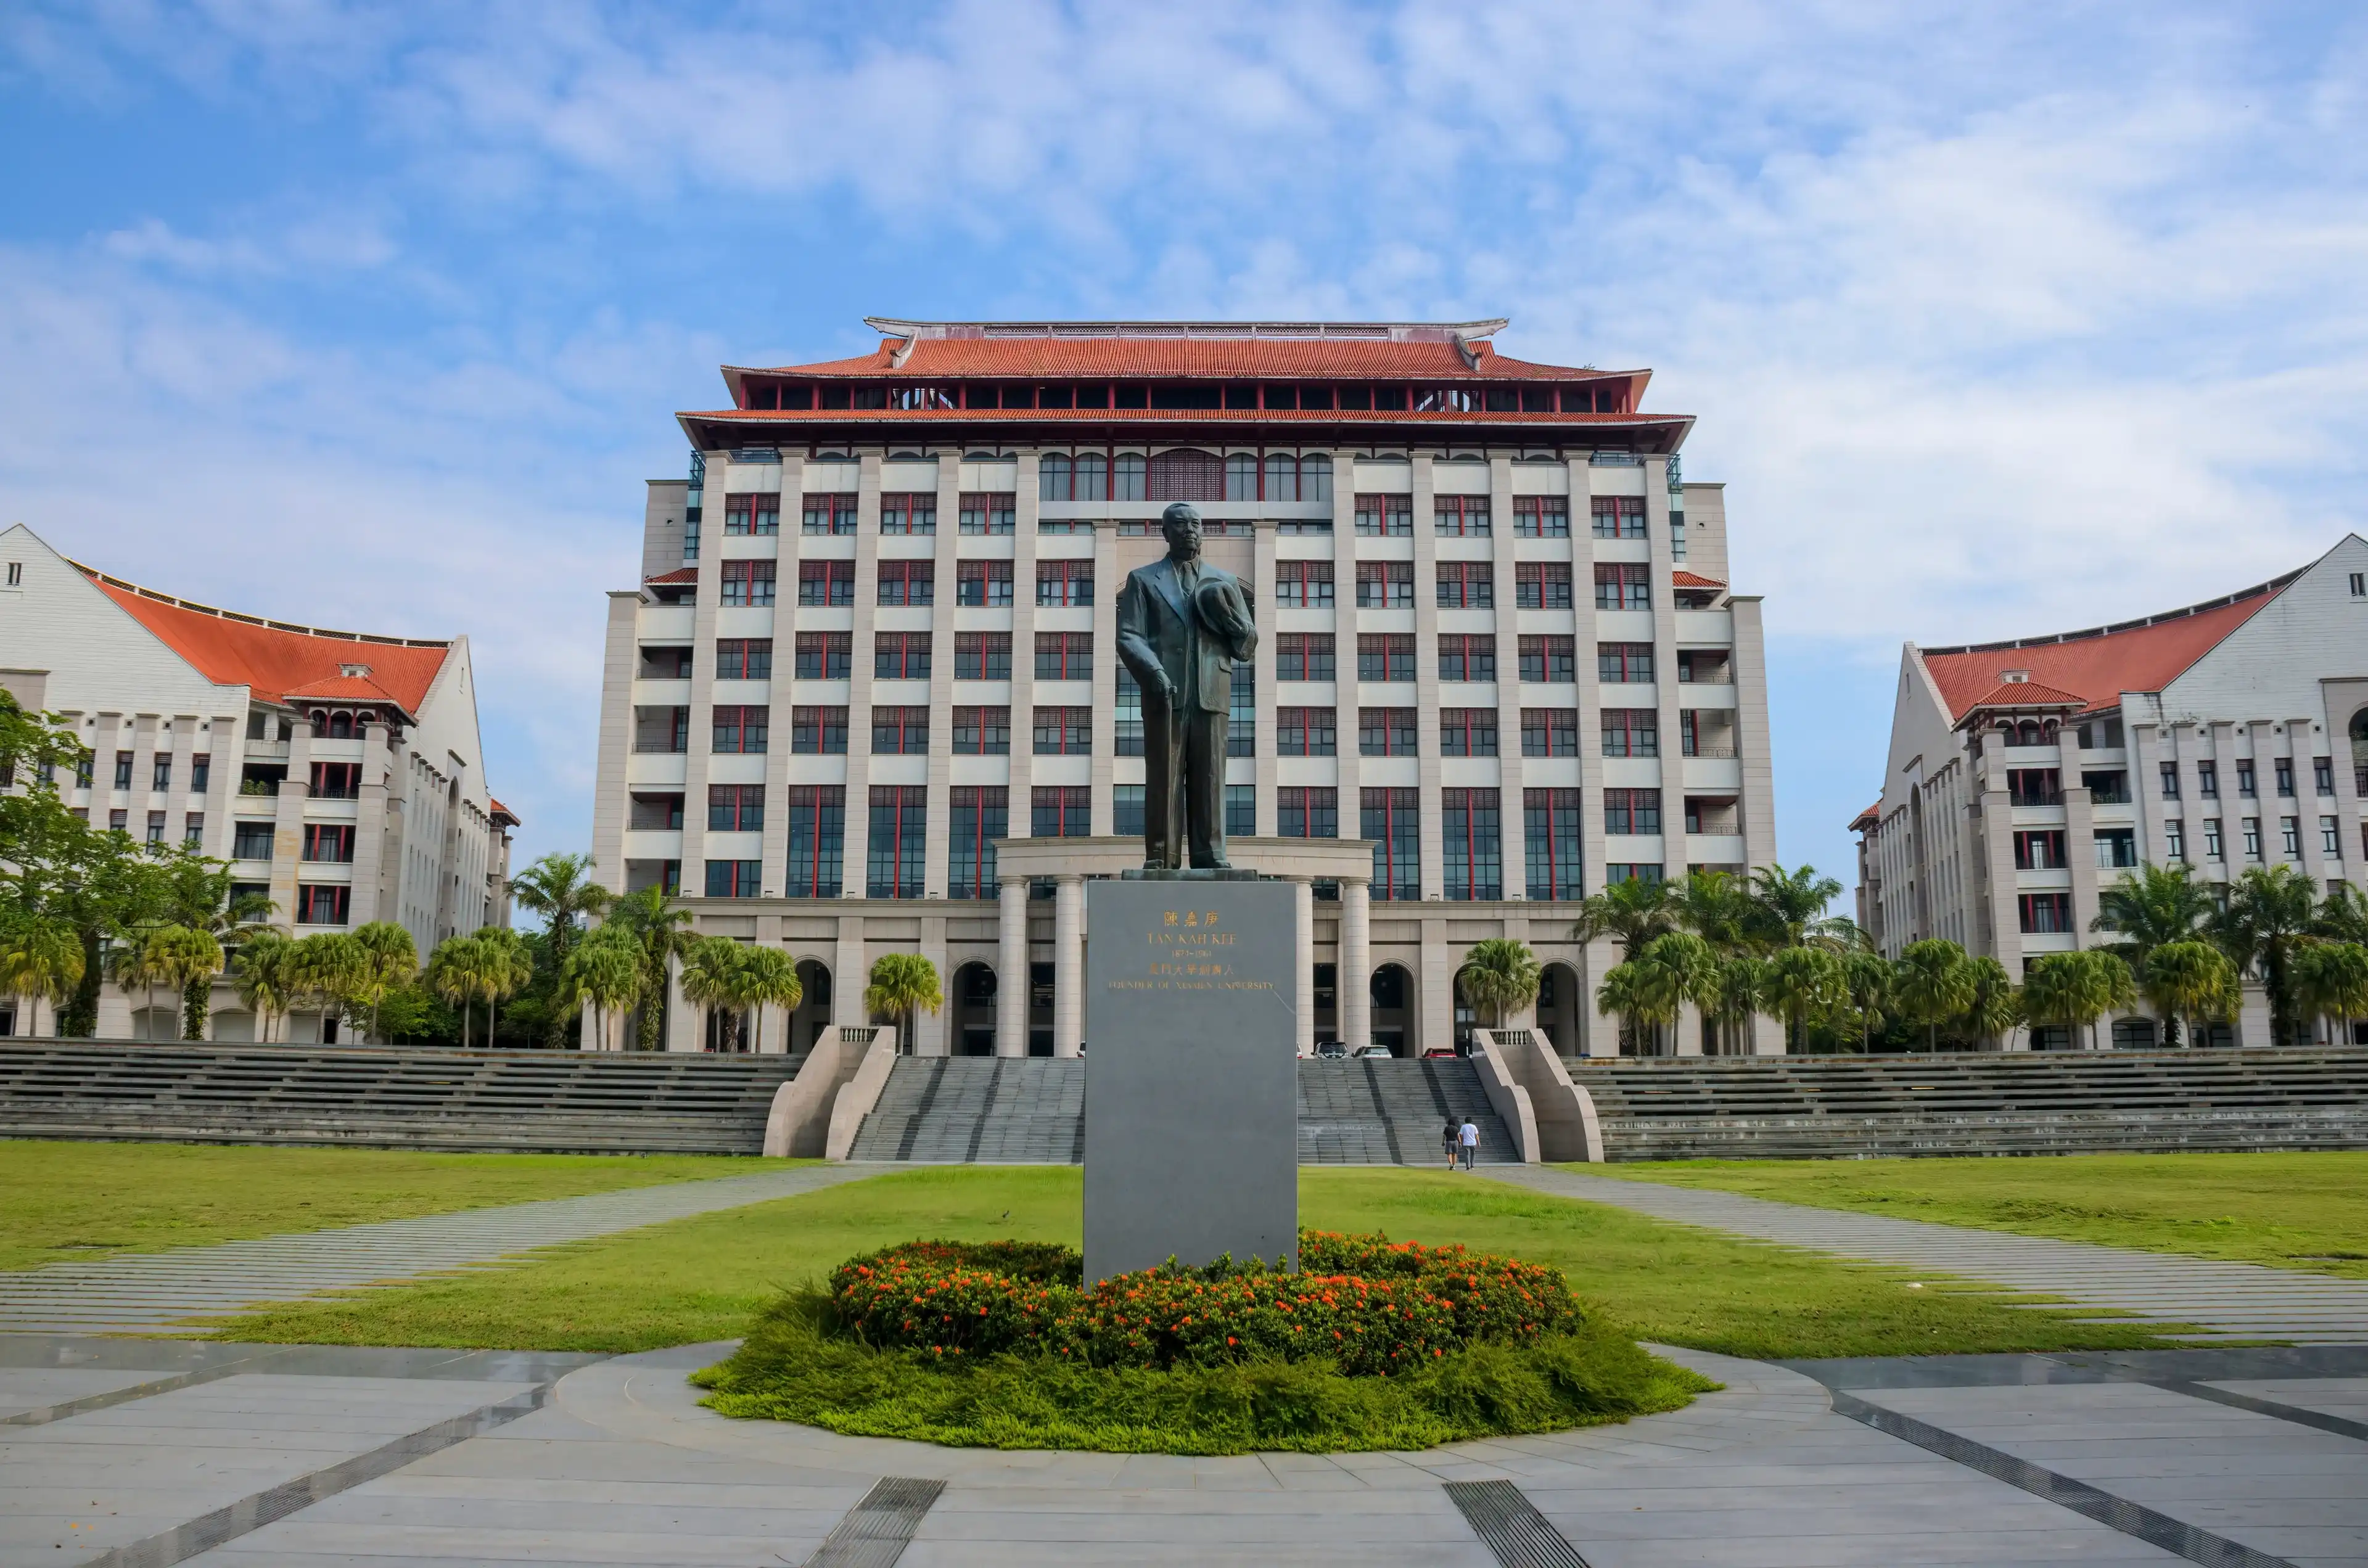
[1458,1118,1478,1170]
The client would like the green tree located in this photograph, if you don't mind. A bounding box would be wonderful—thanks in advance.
[348,922,419,1043]
[1630,932,1722,1054]
[2091,862,2214,1043]
[2314,883,2368,946]
[1840,950,1893,1053]
[0,913,83,1035]
[144,926,225,1039]
[425,935,493,1048]
[1708,954,1770,1057]
[679,935,758,1053]
[1571,875,1679,961]
[743,946,804,1053]
[232,930,300,1043]
[474,926,535,1048]
[107,929,173,1039]
[1762,944,1846,1053]
[510,853,612,1048]
[2211,864,2321,1046]
[2021,950,2134,1051]
[1671,869,1762,954]
[287,932,368,1041]
[1457,938,1543,1032]
[1891,938,1976,1054]
[564,924,647,1053]
[1595,961,1676,1056]
[1962,955,2021,1049]
[603,887,697,1048]
[2292,942,2368,1047]
[1746,863,1848,950]
[865,951,944,1053]
[2142,939,2239,1046]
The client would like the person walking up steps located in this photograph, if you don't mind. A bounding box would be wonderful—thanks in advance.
[1458,1117,1478,1169]
[1442,1118,1460,1170]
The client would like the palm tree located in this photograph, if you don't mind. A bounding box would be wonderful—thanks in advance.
[348,922,418,1043]
[1630,932,1721,1054]
[1762,944,1846,1053]
[2091,862,2214,1043]
[2314,884,2368,946]
[2021,950,2134,1051]
[2142,939,2238,1048]
[1962,956,2021,1050]
[865,951,944,1053]
[679,935,757,1053]
[1671,869,1762,955]
[473,927,535,1048]
[1746,863,1848,950]
[232,930,299,1042]
[2212,865,2320,1046]
[106,930,171,1040]
[0,914,84,1036]
[564,925,646,1053]
[1891,938,1976,1054]
[1458,938,1543,1033]
[603,887,697,1048]
[287,932,369,1043]
[425,934,491,1048]
[510,853,613,1048]
[146,926,224,1040]
[2292,942,2368,1047]
[742,946,804,1053]
[1571,876,1679,961]
[1595,961,1677,1056]
[1708,954,1770,1056]
[1840,950,1893,1053]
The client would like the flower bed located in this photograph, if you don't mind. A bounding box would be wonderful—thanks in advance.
[695,1231,1714,1454]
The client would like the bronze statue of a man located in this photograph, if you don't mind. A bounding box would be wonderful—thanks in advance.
[1115,502,1258,869]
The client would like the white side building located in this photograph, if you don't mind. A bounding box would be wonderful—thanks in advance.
[0,523,516,1041]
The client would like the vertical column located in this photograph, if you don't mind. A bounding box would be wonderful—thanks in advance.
[1254,521,1280,835]
[271,720,314,930]
[351,722,392,929]
[839,453,885,895]
[201,710,240,865]
[1008,453,1043,848]
[1053,874,1085,1056]
[1489,454,1524,899]
[917,912,951,1056]
[1583,937,1623,1056]
[834,917,868,1032]
[2294,718,2330,889]
[997,877,1029,1056]
[1334,447,1364,884]
[1090,519,1121,833]
[1645,457,1683,885]
[1571,456,1608,902]
[665,951,699,1051]
[590,591,642,893]
[2058,727,2103,957]
[1293,877,1315,1056]
[1339,876,1372,1051]
[1419,912,1453,1054]
[1410,454,1444,899]
[1729,595,1778,872]
[921,449,961,897]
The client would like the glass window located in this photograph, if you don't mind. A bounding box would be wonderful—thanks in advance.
[1112,784,1145,838]
[1590,496,1646,538]
[1275,633,1334,681]
[1275,707,1336,757]
[958,491,1016,534]
[1524,789,1583,901]
[955,631,1012,679]
[874,633,931,681]
[1362,789,1420,901]
[794,632,849,679]
[1438,635,1495,682]
[1114,667,1144,758]
[1512,496,1568,537]
[1354,493,1412,535]
[1032,786,1090,837]
[951,705,1009,756]
[803,493,858,534]
[1441,788,1502,900]
[948,787,1006,900]
[1519,636,1576,683]
[1278,787,1338,839]
[784,786,844,897]
[1358,634,1415,682]
[866,786,926,899]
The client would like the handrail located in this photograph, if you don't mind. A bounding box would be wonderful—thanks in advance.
[824,1027,900,1160]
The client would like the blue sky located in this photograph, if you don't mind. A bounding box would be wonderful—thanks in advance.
[6,2,2367,901]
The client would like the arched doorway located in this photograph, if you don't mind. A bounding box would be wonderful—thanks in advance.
[1370,963,1414,1055]
[789,959,832,1056]
[1536,963,1584,1056]
[952,963,997,1056]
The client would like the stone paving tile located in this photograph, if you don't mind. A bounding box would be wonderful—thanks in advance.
[1489,1165,2368,1342]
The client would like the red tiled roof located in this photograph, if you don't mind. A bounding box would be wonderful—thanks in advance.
[644,567,699,585]
[1957,679,2090,712]
[279,673,414,711]
[741,337,1634,384]
[84,572,449,712]
[1673,570,1726,589]
[680,407,1667,426]
[490,798,519,827]
[1849,802,1881,832]
[1920,585,2285,720]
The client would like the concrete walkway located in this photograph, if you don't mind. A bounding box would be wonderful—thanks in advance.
[1487,1166,2368,1344]
[0,1165,881,1336]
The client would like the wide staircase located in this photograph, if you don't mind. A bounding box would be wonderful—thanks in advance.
[0,1040,800,1155]
[840,1056,1514,1165]
[1577,1046,2368,1160]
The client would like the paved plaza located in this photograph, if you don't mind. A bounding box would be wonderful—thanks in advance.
[1,1167,2364,1564]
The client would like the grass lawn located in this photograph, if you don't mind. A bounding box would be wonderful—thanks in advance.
[1584,1152,2368,1279]
[0,1140,781,1273]
[215,1165,2179,1360]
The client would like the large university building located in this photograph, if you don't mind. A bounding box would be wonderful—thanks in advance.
[1852,535,2368,1048]
[0,523,516,1041]
[590,318,1780,1057]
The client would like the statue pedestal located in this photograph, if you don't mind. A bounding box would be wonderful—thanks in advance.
[1082,878,1299,1282]
[1119,867,1262,882]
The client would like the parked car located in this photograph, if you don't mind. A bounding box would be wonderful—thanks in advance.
[1351,1044,1394,1059]
[1315,1040,1348,1059]
[1421,1046,1460,1060]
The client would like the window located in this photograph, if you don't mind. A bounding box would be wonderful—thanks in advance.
[719,558,775,607]
[302,823,356,861]
[1439,708,1498,757]
[1360,707,1419,757]
[1276,707,1336,757]
[1356,562,1414,607]
[1032,786,1090,838]
[1597,642,1653,683]
[151,755,171,791]
[2158,761,2181,798]
[867,786,926,898]
[958,492,1016,534]
[2095,827,2137,868]
[1434,496,1490,536]
[1521,708,1580,757]
[144,810,166,844]
[1363,788,1421,901]
[1033,707,1091,755]
[784,786,845,897]
[1278,787,1338,839]
[1525,789,1584,901]
[310,761,360,798]
[231,821,275,861]
[1518,562,1574,609]
[1275,633,1334,681]
[948,787,1006,899]
[2353,571,2367,597]
[1438,635,1495,682]
[794,633,850,680]
[1114,668,1144,757]
[190,754,210,794]
[108,808,126,832]
[1441,789,1502,900]
[2197,760,2218,797]
[2237,760,2257,797]
[1513,496,1569,537]
[955,631,1012,679]
[1591,496,1646,538]
[723,493,779,535]
[2243,817,2263,859]
[295,884,350,925]
[183,812,203,847]
[1355,493,1413,535]
[2203,818,2222,860]
[2018,892,2073,934]
[1600,710,1657,758]
[804,493,858,534]
[1358,634,1415,682]
[1260,452,1331,501]
[704,859,762,898]
[1519,635,1576,684]
[1112,784,1145,838]
[631,792,684,829]
[877,560,934,605]
[2282,816,2302,857]
[716,638,774,680]
[1230,667,1255,756]
[880,493,935,535]
[799,560,854,605]
[1035,632,1093,681]
[1437,562,1492,609]
[1603,789,1661,834]
[1036,559,1093,607]
[2324,815,2341,856]
[952,705,1010,755]
[791,705,847,754]
[2013,829,2067,869]
[1276,560,1334,607]
[1102,452,1143,499]
[2315,757,2336,795]
[1593,563,1649,610]
[710,705,768,754]
[2008,768,2062,806]
[2274,758,2295,797]
[958,559,1014,606]
[1227,784,1256,839]
[113,751,132,789]
[874,633,932,680]
[871,707,929,754]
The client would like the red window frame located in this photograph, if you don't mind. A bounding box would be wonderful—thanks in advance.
[791,706,847,755]
[1359,707,1420,757]
[1032,707,1092,755]
[707,784,764,831]
[958,491,1016,534]
[867,786,927,900]
[871,706,929,755]
[295,884,350,925]
[955,631,1012,679]
[803,493,858,534]
[799,560,853,605]
[724,493,779,535]
[1591,563,1647,610]
[876,560,934,606]
[2018,892,2074,934]
[1434,495,1490,536]
[874,633,931,681]
[1356,562,1413,607]
[1034,632,1093,681]
[1276,560,1334,607]
[1278,786,1338,839]
[1512,496,1568,537]
[1439,708,1498,757]
[301,824,355,862]
[1035,559,1093,607]
[712,704,769,754]
[1274,633,1334,681]
[1354,493,1413,535]
[1441,787,1502,901]
[1524,789,1583,901]
[1362,787,1421,901]
[1031,785,1092,838]
[1597,642,1653,682]
[1601,709,1658,757]
[308,761,360,799]
[879,492,936,535]
[1358,634,1416,682]
[1521,708,1580,757]
[794,631,849,678]
[1519,635,1576,683]
[1590,496,1646,538]
[958,559,1014,606]
[1439,635,1495,682]
[784,785,844,898]
[1604,789,1662,835]
[1516,562,1572,609]
[1275,707,1336,757]
[1436,561,1492,609]
[948,786,1007,898]
[952,706,1011,755]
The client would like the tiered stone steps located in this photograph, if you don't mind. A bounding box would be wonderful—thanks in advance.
[1297,1059,1518,1165]
[842,1058,1087,1163]
[0,1040,801,1155]
[1577,1047,2368,1160]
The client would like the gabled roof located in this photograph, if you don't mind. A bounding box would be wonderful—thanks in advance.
[1673,570,1726,589]
[1849,802,1881,832]
[1955,679,2090,715]
[1917,574,2294,720]
[736,332,1640,385]
[80,568,450,713]
[644,567,699,585]
[490,798,519,827]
